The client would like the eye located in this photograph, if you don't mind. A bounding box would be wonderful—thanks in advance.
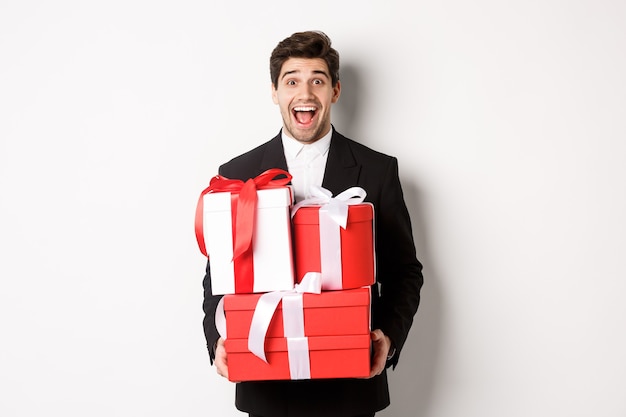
[286,80,296,86]
[313,79,323,85]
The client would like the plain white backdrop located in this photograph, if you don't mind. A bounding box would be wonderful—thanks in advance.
[1,1,625,416]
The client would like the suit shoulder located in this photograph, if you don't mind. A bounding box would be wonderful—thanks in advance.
[336,132,397,164]
[218,138,276,179]
[221,140,269,166]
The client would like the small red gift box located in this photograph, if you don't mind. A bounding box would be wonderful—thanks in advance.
[222,287,371,381]
[292,203,375,290]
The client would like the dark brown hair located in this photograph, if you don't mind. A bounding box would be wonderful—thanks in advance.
[270,31,340,88]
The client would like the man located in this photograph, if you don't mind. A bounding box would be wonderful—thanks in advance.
[202,30,424,417]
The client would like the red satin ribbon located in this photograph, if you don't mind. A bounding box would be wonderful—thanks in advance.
[195,168,292,293]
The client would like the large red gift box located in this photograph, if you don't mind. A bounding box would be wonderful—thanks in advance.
[223,287,371,381]
[292,203,375,290]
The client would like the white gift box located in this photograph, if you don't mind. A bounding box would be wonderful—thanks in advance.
[203,187,295,295]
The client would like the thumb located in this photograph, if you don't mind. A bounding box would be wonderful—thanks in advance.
[370,329,383,341]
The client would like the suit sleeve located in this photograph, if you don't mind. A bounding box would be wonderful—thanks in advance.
[371,157,423,368]
[202,260,222,364]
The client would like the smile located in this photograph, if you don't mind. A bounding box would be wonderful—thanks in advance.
[292,106,318,125]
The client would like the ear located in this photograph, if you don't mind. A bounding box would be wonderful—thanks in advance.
[271,83,278,104]
[331,80,341,103]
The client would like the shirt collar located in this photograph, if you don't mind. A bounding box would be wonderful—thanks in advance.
[281,127,333,159]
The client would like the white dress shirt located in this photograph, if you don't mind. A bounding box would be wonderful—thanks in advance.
[281,129,332,203]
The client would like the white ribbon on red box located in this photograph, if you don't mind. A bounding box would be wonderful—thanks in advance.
[215,272,322,380]
[291,186,367,290]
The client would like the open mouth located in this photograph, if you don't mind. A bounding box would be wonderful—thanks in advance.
[292,106,317,125]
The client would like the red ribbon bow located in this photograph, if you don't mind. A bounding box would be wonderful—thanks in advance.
[195,168,292,292]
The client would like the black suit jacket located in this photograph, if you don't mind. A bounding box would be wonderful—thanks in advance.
[202,129,423,417]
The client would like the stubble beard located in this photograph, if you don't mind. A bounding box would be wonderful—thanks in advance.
[283,117,330,145]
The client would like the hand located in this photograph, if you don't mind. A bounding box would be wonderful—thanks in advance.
[214,337,229,379]
[369,329,392,378]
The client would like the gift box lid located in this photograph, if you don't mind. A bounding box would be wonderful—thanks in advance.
[224,287,371,338]
[204,186,293,212]
[292,203,373,224]
[225,334,371,353]
[223,287,371,311]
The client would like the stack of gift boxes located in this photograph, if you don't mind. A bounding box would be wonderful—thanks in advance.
[195,169,375,382]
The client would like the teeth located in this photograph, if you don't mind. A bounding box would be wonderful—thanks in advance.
[294,106,316,112]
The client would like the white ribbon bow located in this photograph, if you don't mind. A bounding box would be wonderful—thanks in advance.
[248,272,321,353]
[215,272,322,380]
[291,185,367,228]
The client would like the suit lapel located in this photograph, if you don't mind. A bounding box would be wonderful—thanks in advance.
[259,134,289,172]
[322,130,361,195]
[258,130,361,193]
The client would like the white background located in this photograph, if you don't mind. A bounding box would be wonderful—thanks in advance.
[1,1,625,416]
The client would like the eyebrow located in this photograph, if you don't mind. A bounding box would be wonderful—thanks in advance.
[281,69,330,81]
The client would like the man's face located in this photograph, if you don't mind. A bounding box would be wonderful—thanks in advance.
[272,57,341,144]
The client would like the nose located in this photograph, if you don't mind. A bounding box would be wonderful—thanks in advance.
[296,83,315,100]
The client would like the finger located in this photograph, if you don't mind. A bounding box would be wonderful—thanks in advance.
[369,355,385,378]
[216,360,229,379]
[370,329,382,341]
[368,345,386,377]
